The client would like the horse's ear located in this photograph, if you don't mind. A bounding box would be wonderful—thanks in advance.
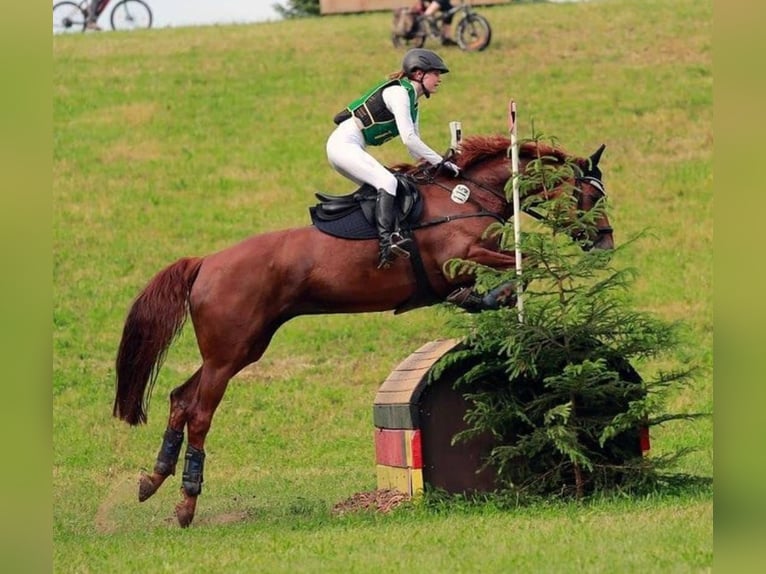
[589,144,606,168]
[585,144,606,180]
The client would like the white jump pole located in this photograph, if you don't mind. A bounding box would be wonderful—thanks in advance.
[508,100,524,322]
[449,120,462,154]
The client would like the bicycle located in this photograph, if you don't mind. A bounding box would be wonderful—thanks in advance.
[391,2,492,52]
[53,0,152,34]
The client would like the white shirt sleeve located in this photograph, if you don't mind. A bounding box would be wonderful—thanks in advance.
[382,84,443,166]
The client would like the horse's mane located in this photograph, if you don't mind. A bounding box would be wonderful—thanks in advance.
[456,135,585,169]
[390,134,585,173]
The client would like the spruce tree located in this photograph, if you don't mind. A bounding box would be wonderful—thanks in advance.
[273,0,320,19]
[432,134,705,498]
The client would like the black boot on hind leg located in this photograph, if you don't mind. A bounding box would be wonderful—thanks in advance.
[139,427,184,502]
[375,189,411,269]
[176,444,205,528]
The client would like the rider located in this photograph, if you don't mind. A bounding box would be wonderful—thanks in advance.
[85,0,101,31]
[327,48,460,269]
[418,0,457,46]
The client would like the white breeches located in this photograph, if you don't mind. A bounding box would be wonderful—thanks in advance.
[326,119,398,196]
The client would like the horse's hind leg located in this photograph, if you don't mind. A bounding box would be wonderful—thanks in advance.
[174,362,237,528]
[138,368,201,502]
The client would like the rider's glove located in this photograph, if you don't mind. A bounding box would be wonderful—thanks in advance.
[443,161,461,177]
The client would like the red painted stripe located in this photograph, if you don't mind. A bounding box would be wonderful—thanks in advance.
[374,429,407,467]
[639,426,651,453]
[411,430,423,468]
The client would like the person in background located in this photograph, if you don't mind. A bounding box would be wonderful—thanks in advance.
[85,0,102,30]
[419,0,457,46]
[327,49,460,269]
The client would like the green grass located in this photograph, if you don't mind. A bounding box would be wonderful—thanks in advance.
[53,0,712,571]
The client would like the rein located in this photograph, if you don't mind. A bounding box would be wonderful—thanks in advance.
[406,165,508,231]
[403,160,613,236]
[408,167,542,231]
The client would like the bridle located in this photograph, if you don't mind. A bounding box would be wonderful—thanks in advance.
[573,174,613,237]
[409,161,613,238]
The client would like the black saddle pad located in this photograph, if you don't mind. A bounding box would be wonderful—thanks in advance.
[309,176,422,240]
[310,205,378,239]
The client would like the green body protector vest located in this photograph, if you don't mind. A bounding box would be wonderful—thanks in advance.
[337,78,418,146]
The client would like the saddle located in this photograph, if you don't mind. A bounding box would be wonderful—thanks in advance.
[310,174,423,240]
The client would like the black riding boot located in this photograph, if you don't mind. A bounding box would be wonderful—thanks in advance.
[375,190,411,269]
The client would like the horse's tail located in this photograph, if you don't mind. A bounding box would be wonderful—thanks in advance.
[113,256,204,425]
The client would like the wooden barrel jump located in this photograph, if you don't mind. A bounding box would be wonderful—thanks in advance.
[373,339,652,498]
[373,338,500,497]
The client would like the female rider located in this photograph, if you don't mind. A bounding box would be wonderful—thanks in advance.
[326,48,460,269]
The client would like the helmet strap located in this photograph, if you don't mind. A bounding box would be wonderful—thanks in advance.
[414,71,431,99]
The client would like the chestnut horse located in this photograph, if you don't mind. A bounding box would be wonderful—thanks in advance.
[113,134,613,527]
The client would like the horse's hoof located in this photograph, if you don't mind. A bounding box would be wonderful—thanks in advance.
[175,500,196,528]
[138,473,158,502]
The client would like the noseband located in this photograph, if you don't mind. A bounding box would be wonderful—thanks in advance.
[574,175,613,236]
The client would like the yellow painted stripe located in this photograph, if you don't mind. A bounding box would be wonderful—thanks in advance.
[404,429,415,467]
[376,464,425,497]
[376,464,411,494]
[410,468,424,496]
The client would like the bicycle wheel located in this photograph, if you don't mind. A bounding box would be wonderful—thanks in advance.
[110,0,152,31]
[53,1,86,34]
[456,14,491,52]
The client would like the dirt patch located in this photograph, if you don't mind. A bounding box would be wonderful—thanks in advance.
[95,471,140,534]
[97,477,410,530]
[332,489,411,516]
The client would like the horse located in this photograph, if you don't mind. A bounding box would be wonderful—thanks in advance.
[113,134,613,527]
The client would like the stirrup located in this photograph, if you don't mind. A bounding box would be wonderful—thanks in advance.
[389,232,411,259]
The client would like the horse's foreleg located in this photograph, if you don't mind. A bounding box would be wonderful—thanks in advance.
[462,245,518,270]
[138,369,201,502]
[446,282,517,313]
[445,246,520,312]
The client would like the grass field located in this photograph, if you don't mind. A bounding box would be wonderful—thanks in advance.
[53,0,712,571]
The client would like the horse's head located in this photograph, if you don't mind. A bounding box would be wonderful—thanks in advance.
[570,144,614,251]
[447,136,614,251]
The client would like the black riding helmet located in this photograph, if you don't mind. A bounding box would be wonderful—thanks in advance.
[402,48,450,75]
[402,49,449,99]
